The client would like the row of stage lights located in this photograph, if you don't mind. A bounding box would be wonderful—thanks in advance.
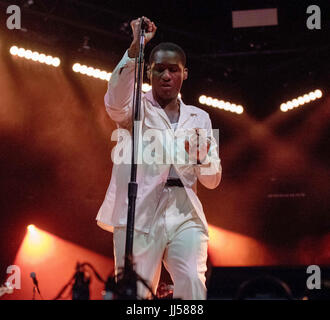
[72,63,112,81]
[10,45,153,92]
[199,95,244,114]
[9,45,324,114]
[10,46,60,67]
[280,89,323,112]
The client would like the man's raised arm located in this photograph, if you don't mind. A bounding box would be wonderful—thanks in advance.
[104,17,157,128]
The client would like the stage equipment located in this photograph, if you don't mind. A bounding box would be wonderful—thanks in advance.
[207,266,330,300]
[30,272,43,300]
[53,262,106,300]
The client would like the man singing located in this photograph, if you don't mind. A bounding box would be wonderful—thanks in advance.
[96,17,221,299]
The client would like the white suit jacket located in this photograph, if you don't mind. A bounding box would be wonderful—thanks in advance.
[96,51,222,235]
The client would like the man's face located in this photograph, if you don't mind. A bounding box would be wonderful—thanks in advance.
[149,50,188,105]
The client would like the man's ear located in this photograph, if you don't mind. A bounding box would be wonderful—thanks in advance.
[183,67,188,80]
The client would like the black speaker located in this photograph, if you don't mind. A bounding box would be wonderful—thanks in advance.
[207,266,330,300]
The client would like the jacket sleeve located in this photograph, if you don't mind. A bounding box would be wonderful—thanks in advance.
[194,114,222,189]
[104,50,135,128]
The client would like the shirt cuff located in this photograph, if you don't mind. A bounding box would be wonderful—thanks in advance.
[120,50,136,67]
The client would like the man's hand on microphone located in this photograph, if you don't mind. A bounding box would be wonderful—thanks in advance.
[184,129,211,165]
[128,16,157,58]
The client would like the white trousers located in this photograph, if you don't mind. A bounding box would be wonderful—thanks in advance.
[113,185,209,300]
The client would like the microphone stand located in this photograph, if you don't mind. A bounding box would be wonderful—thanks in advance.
[32,286,36,300]
[118,18,146,299]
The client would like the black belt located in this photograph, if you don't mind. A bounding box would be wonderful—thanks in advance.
[165,179,184,187]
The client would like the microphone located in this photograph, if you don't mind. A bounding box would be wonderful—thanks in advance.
[30,272,41,294]
[140,17,148,31]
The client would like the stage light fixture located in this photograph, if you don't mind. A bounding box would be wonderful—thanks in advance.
[72,63,111,81]
[199,95,207,104]
[27,224,36,233]
[303,94,310,103]
[38,53,46,63]
[72,63,80,72]
[22,225,55,261]
[199,95,244,114]
[52,58,60,67]
[292,99,299,107]
[314,89,322,98]
[280,89,323,112]
[236,105,244,114]
[18,48,25,57]
[298,96,305,105]
[9,45,61,67]
[25,50,32,60]
[9,45,18,55]
[280,103,288,112]
[31,52,39,61]
[287,101,294,110]
[211,99,218,108]
[309,92,316,100]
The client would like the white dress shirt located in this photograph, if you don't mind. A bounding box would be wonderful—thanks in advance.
[168,122,180,179]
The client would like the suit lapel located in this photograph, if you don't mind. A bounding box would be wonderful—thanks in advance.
[144,91,172,129]
[154,108,172,129]
[176,102,197,134]
[144,91,197,132]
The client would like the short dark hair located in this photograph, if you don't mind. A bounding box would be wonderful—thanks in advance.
[149,42,186,66]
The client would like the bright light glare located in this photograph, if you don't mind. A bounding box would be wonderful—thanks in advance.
[280,103,288,112]
[211,99,218,107]
[9,46,18,55]
[18,48,25,57]
[52,57,60,67]
[25,50,33,59]
[287,101,294,110]
[292,99,299,107]
[27,224,36,233]
[309,92,316,100]
[21,225,55,263]
[303,94,310,103]
[298,96,305,105]
[142,83,152,92]
[72,63,80,72]
[45,55,53,65]
[199,95,207,104]
[224,102,230,111]
[238,106,244,114]
[32,52,39,61]
[205,97,213,106]
[314,89,322,98]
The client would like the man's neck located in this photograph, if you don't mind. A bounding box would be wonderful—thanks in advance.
[155,95,179,111]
